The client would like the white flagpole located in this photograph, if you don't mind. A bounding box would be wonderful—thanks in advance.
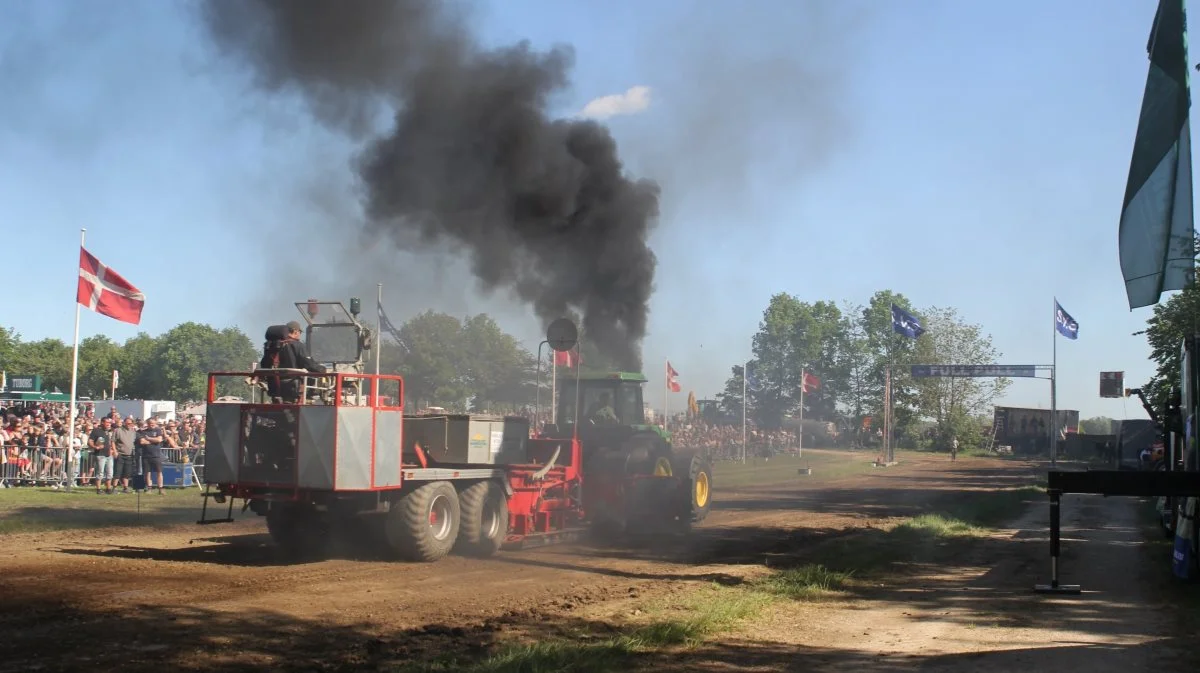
[884,365,892,463]
[742,360,748,464]
[663,359,669,429]
[551,353,558,424]
[375,283,383,376]
[799,368,805,458]
[65,228,85,492]
[1051,297,1058,467]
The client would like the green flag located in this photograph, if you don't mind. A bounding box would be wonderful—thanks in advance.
[1119,0,1196,310]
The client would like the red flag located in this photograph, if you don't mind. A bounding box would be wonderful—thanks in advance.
[77,247,145,325]
[802,372,820,393]
[554,347,580,368]
[667,361,681,392]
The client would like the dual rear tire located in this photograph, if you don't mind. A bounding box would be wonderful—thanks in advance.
[457,480,509,557]
[383,480,508,562]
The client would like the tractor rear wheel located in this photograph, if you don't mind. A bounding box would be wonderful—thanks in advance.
[266,503,329,560]
[672,452,713,524]
[457,480,508,557]
[385,481,461,562]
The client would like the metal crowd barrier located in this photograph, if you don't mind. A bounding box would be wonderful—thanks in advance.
[1,444,205,490]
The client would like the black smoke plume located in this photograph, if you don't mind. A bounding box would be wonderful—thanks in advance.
[199,0,659,371]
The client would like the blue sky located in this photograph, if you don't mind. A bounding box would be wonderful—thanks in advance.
[0,0,1185,420]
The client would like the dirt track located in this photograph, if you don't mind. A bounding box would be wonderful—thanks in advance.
[0,450,1193,672]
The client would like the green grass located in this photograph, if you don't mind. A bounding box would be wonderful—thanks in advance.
[0,486,205,535]
[399,563,858,673]
[753,563,853,599]
[398,586,771,673]
[411,476,1045,672]
[712,450,874,489]
[801,484,1046,576]
[941,484,1045,528]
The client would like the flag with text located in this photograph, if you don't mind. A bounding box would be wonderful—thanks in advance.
[891,304,925,339]
[1055,300,1079,340]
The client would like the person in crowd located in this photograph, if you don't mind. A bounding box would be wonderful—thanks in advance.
[138,417,166,495]
[89,417,115,494]
[112,417,138,494]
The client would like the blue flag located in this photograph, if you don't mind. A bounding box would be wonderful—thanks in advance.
[377,299,408,350]
[1055,300,1079,340]
[891,304,924,339]
[745,363,763,392]
[1118,0,1195,310]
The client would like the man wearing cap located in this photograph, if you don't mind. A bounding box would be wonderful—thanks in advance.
[261,321,327,403]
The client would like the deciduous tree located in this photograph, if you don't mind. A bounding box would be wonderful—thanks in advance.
[910,306,1010,449]
[1080,416,1115,435]
[1138,274,1200,414]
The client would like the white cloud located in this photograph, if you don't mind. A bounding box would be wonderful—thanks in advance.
[578,85,652,120]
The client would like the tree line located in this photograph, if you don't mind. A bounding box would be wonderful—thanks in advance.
[9,280,1177,441]
[0,323,259,403]
[1,292,1010,439]
[715,290,1009,450]
[0,313,554,411]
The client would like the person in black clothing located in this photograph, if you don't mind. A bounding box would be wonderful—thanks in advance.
[138,417,166,495]
[260,320,327,403]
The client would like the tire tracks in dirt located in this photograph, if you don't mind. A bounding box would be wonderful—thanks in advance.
[0,452,1047,671]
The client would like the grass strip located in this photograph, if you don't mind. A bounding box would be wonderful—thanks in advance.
[399,587,770,673]
[399,482,1044,672]
[0,486,203,535]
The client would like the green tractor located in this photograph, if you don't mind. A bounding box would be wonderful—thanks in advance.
[541,370,713,539]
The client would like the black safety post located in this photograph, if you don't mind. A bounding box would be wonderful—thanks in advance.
[1035,488,1081,594]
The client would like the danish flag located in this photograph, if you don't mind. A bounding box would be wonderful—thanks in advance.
[666,361,681,392]
[77,247,145,325]
[554,347,580,368]
[802,372,821,394]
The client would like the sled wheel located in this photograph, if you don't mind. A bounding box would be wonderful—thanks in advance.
[457,480,508,557]
[386,481,461,562]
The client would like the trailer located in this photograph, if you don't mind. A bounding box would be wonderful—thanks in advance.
[198,301,711,562]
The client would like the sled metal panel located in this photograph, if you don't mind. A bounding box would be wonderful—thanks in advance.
[405,414,529,465]
[336,407,373,490]
[493,417,531,465]
[204,404,241,484]
[297,407,335,490]
[374,410,403,488]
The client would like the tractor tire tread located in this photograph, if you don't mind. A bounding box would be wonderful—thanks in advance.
[388,481,461,563]
[457,480,508,557]
[681,452,713,523]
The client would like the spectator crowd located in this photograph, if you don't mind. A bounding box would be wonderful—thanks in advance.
[3,399,804,492]
[667,422,799,461]
[1,402,204,491]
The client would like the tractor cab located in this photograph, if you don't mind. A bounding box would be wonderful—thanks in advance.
[546,372,669,445]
